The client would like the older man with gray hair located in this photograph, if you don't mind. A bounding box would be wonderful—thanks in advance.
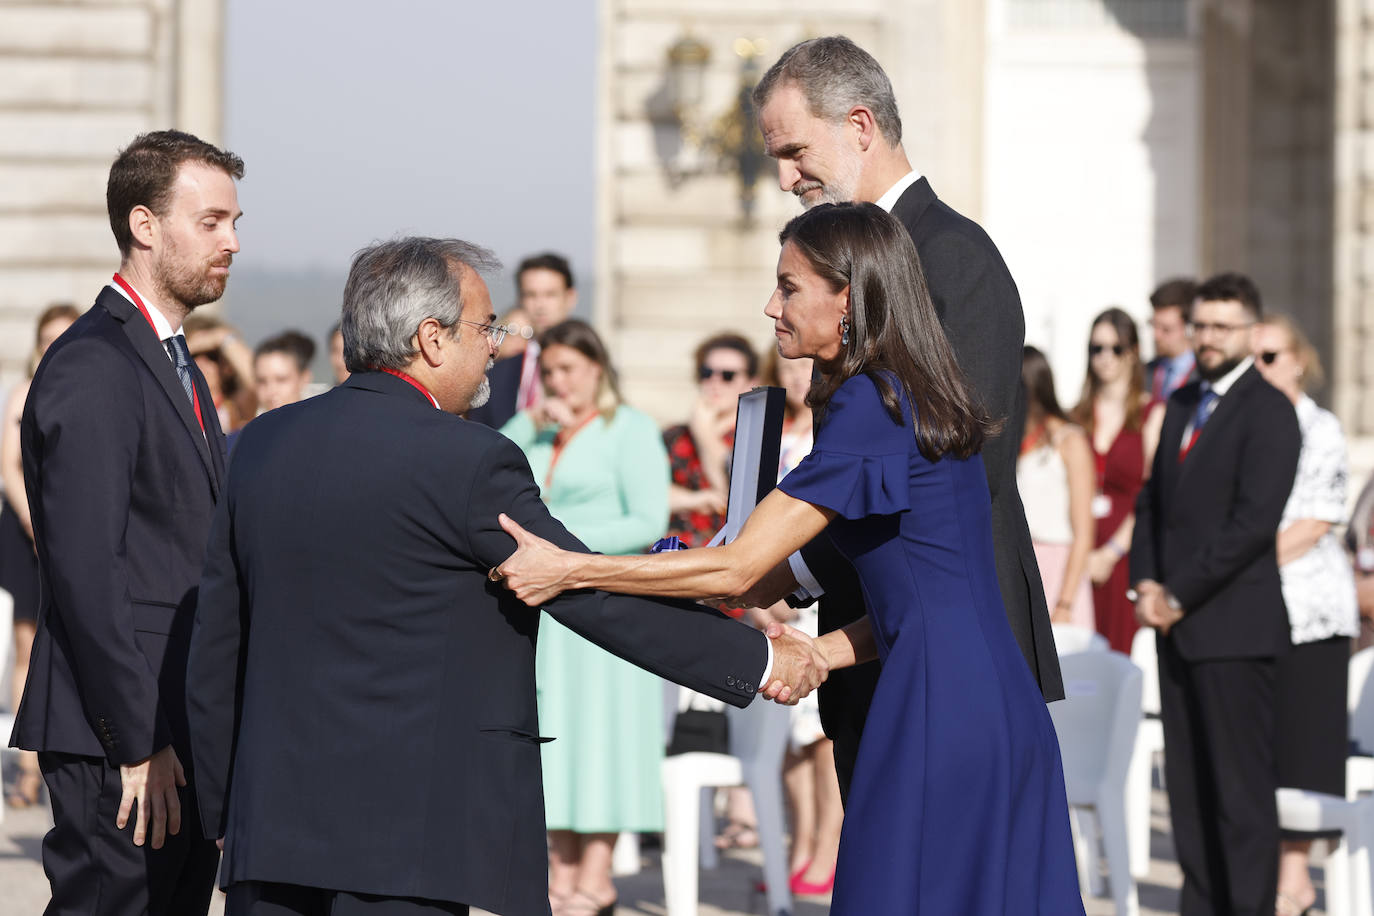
[184,236,824,916]
[745,36,1063,806]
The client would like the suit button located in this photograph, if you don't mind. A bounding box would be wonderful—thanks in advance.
[744,683,753,692]
[727,676,736,687]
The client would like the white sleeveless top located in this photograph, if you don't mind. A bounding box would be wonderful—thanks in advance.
[1017,429,1075,545]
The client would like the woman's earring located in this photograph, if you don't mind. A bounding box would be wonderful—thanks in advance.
[841,315,850,347]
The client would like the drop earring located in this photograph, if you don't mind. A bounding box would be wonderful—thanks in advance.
[841,315,850,346]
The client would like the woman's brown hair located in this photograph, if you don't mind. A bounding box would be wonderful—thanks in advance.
[537,318,623,420]
[1071,307,1145,436]
[777,202,993,461]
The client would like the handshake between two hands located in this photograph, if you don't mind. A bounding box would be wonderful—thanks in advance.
[757,620,830,707]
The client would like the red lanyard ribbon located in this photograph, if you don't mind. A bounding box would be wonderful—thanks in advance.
[377,367,439,408]
[112,273,204,433]
[543,411,598,490]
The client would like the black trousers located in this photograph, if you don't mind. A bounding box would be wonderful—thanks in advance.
[227,882,470,915]
[38,750,219,916]
[1157,639,1279,916]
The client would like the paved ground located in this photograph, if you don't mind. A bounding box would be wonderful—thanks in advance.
[0,783,1329,915]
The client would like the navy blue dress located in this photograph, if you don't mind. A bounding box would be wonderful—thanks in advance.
[778,373,1083,914]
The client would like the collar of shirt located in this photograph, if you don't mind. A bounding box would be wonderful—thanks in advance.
[1206,354,1253,398]
[1295,392,1317,427]
[873,170,923,213]
[109,281,184,346]
[1166,350,1195,376]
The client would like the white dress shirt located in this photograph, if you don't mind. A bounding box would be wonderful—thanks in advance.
[110,280,184,360]
[1178,356,1253,452]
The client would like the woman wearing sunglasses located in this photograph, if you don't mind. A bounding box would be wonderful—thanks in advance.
[1070,307,1164,653]
[661,333,760,554]
[1252,315,1358,916]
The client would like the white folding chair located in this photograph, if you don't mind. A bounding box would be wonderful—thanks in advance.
[1276,787,1374,916]
[660,698,792,916]
[1051,623,1109,656]
[1349,648,1374,801]
[1125,626,1164,877]
[1048,650,1142,916]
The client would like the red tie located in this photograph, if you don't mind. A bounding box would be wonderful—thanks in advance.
[112,274,204,433]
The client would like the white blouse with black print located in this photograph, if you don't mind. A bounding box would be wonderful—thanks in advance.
[1279,395,1359,644]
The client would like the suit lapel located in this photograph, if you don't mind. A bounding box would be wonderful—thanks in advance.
[1173,368,1259,492]
[889,177,938,243]
[1158,383,1198,498]
[98,288,222,496]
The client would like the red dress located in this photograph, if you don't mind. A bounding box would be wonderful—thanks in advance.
[1093,426,1145,653]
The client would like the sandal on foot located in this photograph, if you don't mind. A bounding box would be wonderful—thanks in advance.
[5,771,40,809]
[714,820,759,850]
[559,890,615,916]
[1276,891,1313,916]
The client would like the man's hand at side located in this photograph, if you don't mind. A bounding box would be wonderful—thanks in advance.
[759,623,829,704]
[117,744,186,849]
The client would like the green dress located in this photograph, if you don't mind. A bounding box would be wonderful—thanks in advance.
[500,405,671,832]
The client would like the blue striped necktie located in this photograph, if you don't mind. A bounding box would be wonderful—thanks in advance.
[164,334,196,406]
[1192,383,1219,434]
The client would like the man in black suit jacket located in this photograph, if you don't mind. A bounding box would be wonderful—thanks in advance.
[466,252,577,429]
[185,237,825,916]
[11,130,242,916]
[1144,276,1199,401]
[747,35,1062,798]
[1131,272,1300,916]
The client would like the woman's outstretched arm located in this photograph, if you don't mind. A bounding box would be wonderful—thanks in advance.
[494,485,836,606]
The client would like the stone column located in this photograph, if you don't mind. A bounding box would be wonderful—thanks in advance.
[1335,0,1374,440]
[1198,0,1253,274]
[0,0,225,388]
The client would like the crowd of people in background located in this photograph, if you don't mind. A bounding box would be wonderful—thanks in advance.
[5,241,1374,915]
[5,250,1374,912]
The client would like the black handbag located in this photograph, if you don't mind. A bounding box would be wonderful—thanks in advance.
[666,708,730,756]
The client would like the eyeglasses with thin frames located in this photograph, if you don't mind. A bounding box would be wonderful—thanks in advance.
[1188,321,1253,338]
[454,318,508,349]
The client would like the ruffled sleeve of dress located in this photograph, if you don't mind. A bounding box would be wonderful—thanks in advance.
[777,372,912,520]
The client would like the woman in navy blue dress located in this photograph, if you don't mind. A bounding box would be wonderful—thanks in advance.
[493,202,1083,914]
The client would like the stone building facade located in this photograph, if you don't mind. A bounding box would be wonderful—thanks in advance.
[597,0,1374,459]
[0,0,223,388]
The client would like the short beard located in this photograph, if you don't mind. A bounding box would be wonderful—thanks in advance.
[158,237,229,310]
[1197,356,1243,382]
[796,130,863,209]
[467,360,494,409]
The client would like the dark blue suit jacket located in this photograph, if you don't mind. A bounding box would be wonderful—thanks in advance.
[186,370,767,914]
[11,286,227,766]
[803,180,1063,785]
[1131,367,1300,660]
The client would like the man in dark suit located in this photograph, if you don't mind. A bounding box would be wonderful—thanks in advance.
[1145,276,1199,401]
[1131,272,1300,916]
[185,237,825,916]
[465,251,577,429]
[11,130,241,916]
[746,35,1062,799]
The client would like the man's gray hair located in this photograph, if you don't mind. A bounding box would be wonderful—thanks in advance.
[752,36,903,146]
[341,237,501,373]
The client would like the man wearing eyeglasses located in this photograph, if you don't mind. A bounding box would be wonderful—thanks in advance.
[185,236,825,916]
[1130,271,1300,915]
[466,251,578,429]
